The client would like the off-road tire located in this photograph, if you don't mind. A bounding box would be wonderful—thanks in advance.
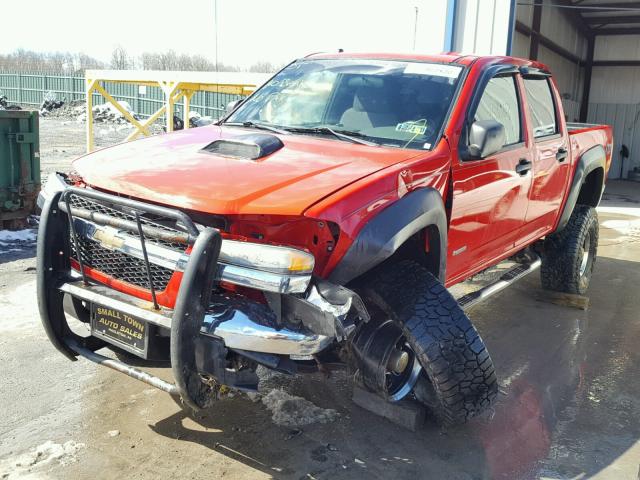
[361,260,498,426]
[541,205,598,295]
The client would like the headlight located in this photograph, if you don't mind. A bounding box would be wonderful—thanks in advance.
[219,240,314,275]
[38,173,69,208]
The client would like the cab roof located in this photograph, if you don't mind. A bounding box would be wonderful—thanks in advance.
[304,51,550,71]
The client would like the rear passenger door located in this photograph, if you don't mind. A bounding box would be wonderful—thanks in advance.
[519,74,570,243]
[448,72,533,284]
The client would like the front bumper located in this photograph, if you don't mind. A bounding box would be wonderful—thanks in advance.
[60,280,333,356]
[37,186,359,409]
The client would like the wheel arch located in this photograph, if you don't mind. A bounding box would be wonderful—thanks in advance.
[556,144,606,233]
[328,187,448,285]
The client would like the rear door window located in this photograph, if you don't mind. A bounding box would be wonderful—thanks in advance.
[475,75,522,146]
[523,78,558,138]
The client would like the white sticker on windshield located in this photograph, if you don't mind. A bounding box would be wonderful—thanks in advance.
[404,63,461,78]
[396,121,427,135]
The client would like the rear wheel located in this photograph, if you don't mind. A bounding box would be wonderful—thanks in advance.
[541,205,598,295]
[359,260,498,426]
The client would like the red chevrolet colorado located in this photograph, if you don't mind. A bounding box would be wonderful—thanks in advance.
[37,53,612,426]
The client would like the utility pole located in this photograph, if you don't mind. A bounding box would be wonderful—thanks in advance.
[413,6,419,51]
[214,0,219,72]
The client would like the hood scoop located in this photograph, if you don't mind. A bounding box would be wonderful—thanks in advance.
[201,133,284,160]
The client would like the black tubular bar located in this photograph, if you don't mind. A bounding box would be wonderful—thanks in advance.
[134,211,160,310]
[62,190,88,285]
[66,338,179,395]
[62,183,200,238]
[59,203,194,245]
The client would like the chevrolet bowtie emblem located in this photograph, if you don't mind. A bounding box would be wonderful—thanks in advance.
[92,227,125,250]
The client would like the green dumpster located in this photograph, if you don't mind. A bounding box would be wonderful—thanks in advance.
[0,110,40,228]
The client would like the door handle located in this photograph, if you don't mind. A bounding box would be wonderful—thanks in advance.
[515,159,532,176]
[556,147,568,162]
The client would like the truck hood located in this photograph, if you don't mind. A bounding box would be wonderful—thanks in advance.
[73,126,419,216]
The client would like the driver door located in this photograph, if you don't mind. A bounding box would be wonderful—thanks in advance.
[447,73,533,284]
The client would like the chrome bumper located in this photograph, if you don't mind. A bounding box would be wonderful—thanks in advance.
[60,281,332,356]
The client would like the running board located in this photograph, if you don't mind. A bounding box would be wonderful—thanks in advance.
[456,255,542,310]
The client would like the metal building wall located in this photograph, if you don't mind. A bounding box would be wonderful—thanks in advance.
[513,0,586,123]
[588,35,640,179]
[451,0,514,55]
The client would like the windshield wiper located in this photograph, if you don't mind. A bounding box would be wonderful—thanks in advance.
[284,126,378,146]
[223,121,289,135]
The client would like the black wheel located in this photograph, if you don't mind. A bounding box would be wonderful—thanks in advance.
[360,260,498,426]
[541,205,598,295]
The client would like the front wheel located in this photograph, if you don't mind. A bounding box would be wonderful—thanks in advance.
[359,260,498,426]
[541,205,598,295]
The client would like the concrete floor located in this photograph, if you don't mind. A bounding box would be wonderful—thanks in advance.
[1,179,639,480]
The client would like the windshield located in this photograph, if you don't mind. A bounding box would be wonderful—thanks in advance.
[225,58,463,150]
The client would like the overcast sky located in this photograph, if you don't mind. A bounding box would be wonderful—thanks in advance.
[1,0,449,68]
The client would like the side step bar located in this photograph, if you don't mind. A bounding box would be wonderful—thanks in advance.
[457,255,542,310]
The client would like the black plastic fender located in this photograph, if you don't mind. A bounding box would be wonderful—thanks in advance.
[556,144,606,232]
[329,187,448,285]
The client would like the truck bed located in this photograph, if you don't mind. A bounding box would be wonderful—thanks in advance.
[566,123,613,176]
[567,122,608,133]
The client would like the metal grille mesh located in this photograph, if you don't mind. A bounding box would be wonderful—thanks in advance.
[68,193,186,250]
[70,239,174,290]
[67,193,183,291]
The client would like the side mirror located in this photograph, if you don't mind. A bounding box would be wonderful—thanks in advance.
[468,119,506,159]
[225,99,243,115]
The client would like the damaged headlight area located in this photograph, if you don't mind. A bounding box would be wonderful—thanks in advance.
[215,241,314,294]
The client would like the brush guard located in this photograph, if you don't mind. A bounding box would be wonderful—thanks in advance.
[37,187,224,410]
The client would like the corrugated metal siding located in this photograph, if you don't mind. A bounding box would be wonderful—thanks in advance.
[453,0,512,55]
[514,1,587,59]
[587,103,640,179]
[512,32,530,58]
[595,35,640,62]
[587,36,640,178]
[537,46,584,121]
[0,72,244,121]
[539,0,586,60]
[516,3,533,27]
[513,2,586,123]
[590,66,640,104]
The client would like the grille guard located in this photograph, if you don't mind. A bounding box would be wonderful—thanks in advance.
[36,186,338,409]
[38,188,224,408]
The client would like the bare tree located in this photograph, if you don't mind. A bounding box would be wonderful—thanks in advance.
[0,49,104,73]
[248,61,278,73]
[0,47,279,74]
[110,46,132,70]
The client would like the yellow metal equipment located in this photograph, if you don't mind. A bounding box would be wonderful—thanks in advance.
[84,70,269,152]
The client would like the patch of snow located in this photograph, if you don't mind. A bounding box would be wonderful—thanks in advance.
[0,229,37,243]
[0,248,23,255]
[0,440,84,479]
[1,280,39,331]
[261,389,338,427]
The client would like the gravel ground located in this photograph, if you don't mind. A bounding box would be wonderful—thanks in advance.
[1,118,640,479]
[39,116,138,183]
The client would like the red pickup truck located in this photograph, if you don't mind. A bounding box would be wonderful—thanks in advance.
[37,53,612,426]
